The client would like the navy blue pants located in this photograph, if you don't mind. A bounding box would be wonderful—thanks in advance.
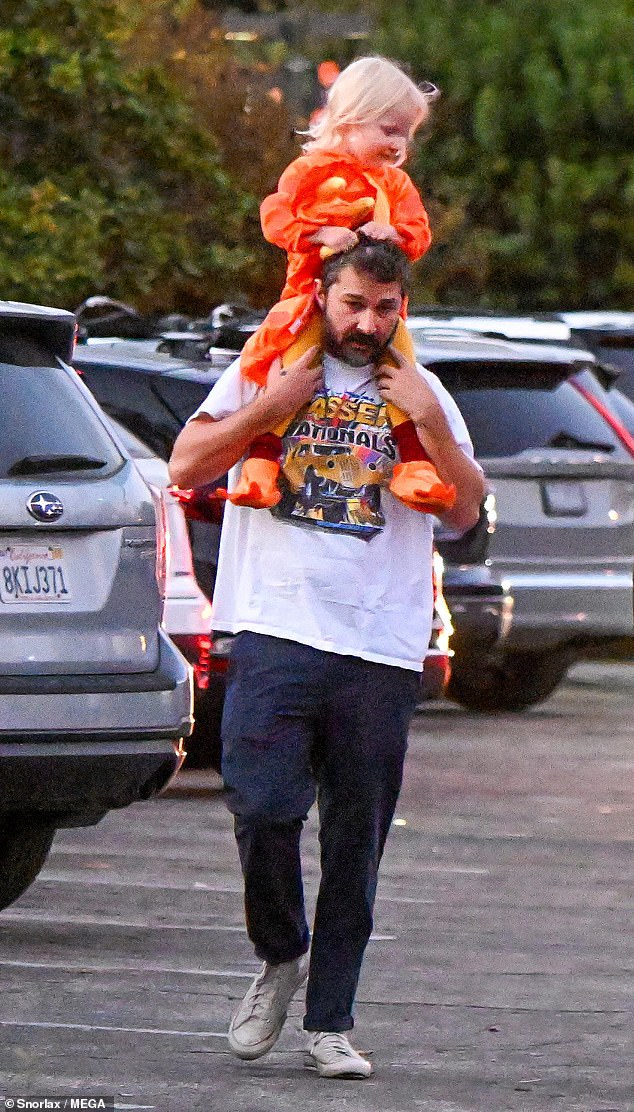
[221,632,420,1033]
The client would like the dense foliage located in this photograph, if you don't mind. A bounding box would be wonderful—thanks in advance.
[1,0,632,311]
[0,0,294,311]
[372,0,634,309]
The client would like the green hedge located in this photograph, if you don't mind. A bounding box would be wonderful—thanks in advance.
[373,0,634,308]
[2,0,632,311]
[0,0,263,311]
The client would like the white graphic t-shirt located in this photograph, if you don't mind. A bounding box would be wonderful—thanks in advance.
[192,354,475,671]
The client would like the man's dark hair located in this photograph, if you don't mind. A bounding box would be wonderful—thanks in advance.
[320,234,411,296]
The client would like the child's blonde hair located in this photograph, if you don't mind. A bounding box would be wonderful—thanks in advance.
[303,56,438,155]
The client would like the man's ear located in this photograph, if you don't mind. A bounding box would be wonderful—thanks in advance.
[314,279,326,313]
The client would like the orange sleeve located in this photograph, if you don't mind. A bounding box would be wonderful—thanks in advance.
[386,170,432,261]
[260,156,327,255]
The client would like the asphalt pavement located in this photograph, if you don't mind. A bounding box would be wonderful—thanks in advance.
[0,662,632,1111]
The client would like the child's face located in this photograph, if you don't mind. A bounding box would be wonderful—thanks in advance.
[342,110,418,169]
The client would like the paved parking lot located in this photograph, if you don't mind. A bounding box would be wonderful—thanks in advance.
[0,663,632,1111]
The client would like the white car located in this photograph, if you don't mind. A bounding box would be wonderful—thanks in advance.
[109,420,215,759]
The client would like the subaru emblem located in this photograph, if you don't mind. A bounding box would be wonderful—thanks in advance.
[26,491,64,522]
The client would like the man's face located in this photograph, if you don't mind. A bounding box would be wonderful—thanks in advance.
[315,265,404,367]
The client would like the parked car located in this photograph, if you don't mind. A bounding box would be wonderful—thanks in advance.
[0,300,192,909]
[557,312,634,401]
[409,310,634,447]
[107,418,222,769]
[409,327,634,709]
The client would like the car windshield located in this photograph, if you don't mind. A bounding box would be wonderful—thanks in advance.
[1,362,123,480]
[427,360,629,458]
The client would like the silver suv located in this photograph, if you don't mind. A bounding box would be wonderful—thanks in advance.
[411,327,634,710]
[0,301,192,909]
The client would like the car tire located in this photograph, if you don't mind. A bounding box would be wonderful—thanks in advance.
[446,648,573,712]
[0,814,56,911]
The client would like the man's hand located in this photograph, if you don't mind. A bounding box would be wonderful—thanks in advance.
[375,345,486,534]
[310,226,359,253]
[264,346,323,423]
[358,221,403,246]
[374,345,449,435]
[169,346,322,490]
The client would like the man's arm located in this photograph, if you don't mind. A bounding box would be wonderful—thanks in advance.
[374,346,486,534]
[168,347,322,489]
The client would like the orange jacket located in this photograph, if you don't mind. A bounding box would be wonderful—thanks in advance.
[260,149,432,301]
[239,150,432,385]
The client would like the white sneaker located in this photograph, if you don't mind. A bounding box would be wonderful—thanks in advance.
[228,954,309,1060]
[305,1031,373,1078]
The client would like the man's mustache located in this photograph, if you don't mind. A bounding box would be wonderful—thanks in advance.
[344,331,384,357]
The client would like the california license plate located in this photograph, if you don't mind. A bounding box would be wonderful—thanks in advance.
[0,543,72,603]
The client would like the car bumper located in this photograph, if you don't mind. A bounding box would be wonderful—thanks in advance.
[495,568,634,649]
[0,736,184,819]
[0,630,193,736]
[444,570,514,649]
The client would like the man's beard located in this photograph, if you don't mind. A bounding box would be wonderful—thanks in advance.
[323,324,392,368]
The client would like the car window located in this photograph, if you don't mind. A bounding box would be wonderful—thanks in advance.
[108,417,156,460]
[0,361,124,479]
[427,360,630,458]
[75,361,182,460]
[606,388,634,437]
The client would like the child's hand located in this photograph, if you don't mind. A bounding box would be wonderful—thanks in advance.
[310,226,359,253]
[358,221,403,245]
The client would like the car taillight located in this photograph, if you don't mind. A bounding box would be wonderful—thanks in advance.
[149,484,169,601]
[168,483,225,525]
[171,633,212,691]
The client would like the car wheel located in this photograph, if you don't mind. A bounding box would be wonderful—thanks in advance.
[446,648,573,712]
[0,814,56,911]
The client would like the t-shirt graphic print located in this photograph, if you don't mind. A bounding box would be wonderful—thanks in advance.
[273,388,396,539]
[190,351,476,669]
